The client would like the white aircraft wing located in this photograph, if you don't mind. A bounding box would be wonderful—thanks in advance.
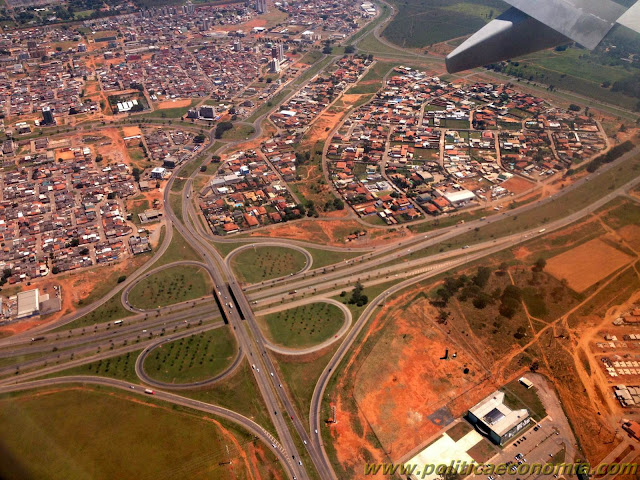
[617,1,640,33]
[502,0,626,50]
[446,0,640,73]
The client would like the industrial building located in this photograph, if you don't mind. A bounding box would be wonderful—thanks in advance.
[467,390,530,445]
[16,289,39,319]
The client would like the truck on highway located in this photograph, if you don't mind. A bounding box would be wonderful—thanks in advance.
[288,290,297,295]
[538,228,546,233]
[30,336,45,342]
[144,388,154,395]
[114,320,123,325]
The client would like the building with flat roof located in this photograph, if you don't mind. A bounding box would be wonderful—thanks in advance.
[16,289,39,319]
[467,390,530,445]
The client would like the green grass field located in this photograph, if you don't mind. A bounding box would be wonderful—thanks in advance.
[0,387,272,480]
[156,227,202,267]
[220,123,255,141]
[273,343,339,427]
[258,302,346,348]
[128,265,212,310]
[502,379,547,421]
[382,0,504,48]
[143,327,237,384]
[347,61,397,94]
[231,246,308,284]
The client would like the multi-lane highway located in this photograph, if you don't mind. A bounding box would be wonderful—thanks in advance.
[0,35,638,477]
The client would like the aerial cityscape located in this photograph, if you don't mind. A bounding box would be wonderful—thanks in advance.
[0,0,639,479]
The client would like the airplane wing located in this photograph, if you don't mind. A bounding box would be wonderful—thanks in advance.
[617,1,640,33]
[446,0,639,73]
[502,0,625,50]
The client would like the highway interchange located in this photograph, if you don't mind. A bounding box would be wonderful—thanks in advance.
[0,26,639,478]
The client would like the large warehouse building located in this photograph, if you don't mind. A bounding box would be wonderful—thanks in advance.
[467,391,530,445]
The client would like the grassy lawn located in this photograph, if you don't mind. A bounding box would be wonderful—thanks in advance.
[143,327,237,384]
[446,421,473,441]
[347,61,397,94]
[258,302,346,348]
[180,360,276,437]
[0,387,269,480]
[231,246,308,284]
[126,146,150,171]
[273,343,340,428]
[467,438,498,463]
[502,379,547,421]
[305,246,362,269]
[221,123,255,141]
[156,227,202,267]
[128,265,212,310]
[299,50,323,65]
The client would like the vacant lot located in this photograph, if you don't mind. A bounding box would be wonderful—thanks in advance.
[0,387,281,480]
[128,265,212,310]
[545,238,633,292]
[231,246,308,284]
[352,296,492,457]
[258,302,345,348]
[143,327,237,384]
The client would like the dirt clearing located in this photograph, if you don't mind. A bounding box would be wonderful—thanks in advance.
[156,99,192,110]
[546,237,634,292]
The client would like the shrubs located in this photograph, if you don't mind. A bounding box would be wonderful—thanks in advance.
[585,140,634,173]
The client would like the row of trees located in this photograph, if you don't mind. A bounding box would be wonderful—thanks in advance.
[585,140,635,173]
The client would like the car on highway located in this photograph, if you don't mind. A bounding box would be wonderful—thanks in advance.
[129,385,135,389]
[270,372,274,377]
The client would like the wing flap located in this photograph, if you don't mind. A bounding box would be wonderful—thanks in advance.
[502,0,626,49]
[617,1,640,34]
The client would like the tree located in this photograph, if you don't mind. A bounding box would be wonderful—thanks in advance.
[348,281,368,306]
[194,133,206,143]
[533,257,546,272]
[95,154,103,163]
[215,121,233,139]
[472,266,492,288]
[345,45,355,54]
[568,104,581,112]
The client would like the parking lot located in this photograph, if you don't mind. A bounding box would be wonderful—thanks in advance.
[466,417,568,480]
